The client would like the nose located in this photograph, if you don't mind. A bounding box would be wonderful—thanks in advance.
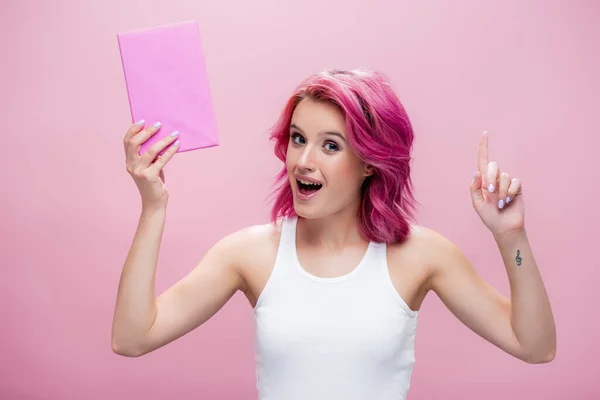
[297,146,316,172]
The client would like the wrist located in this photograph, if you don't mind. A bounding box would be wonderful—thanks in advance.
[493,228,528,244]
[141,202,168,217]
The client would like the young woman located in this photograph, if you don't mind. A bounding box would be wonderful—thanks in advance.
[112,69,556,399]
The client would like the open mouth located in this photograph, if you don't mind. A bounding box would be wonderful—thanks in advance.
[297,179,323,196]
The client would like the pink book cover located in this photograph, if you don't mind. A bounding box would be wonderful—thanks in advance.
[117,20,219,155]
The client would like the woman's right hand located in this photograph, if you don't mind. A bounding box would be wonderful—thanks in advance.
[124,120,180,210]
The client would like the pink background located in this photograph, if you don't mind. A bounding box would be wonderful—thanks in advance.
[1,0,598,399]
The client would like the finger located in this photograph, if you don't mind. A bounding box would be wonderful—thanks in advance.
[141,131,180,167]
[497,172,511,209]
[148,139,180,175]
[127,121,162,160]
[123,120,146,150]
[486,161,499,194]
[478,131,489,186]
[506,178,521,204]
[470,170,484,206]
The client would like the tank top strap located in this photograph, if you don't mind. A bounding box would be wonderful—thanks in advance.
[273,215,296,269]
[272,215,298,272]
[280,215,298,249]
[355,240,387,281]
[369,241,419,317]
[252,216,298,311]
[369,241,387,268]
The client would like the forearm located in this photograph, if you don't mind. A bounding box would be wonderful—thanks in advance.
[111,206,166,355]
[493,229,556,363]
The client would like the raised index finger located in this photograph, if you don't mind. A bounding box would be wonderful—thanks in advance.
[478,130,489,176]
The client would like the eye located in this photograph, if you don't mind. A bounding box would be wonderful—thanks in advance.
[290,132,305,144]
[324,141,339,152]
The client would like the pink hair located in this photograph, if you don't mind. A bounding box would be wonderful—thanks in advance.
[268,69,420,244]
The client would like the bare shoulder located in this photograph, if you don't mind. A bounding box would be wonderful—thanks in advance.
[385,224,460,305]
[403,224,456,250]
[386,224,444,265]
[217,219,282,301]
[225,219,282,258]
[405,224,461,263]
[220,220,280,248]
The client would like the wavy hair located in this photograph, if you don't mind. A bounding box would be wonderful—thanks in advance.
[268,69,419,244]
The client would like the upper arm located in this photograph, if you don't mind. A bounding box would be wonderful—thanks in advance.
[423,229,527,361]
[138,228,251,356]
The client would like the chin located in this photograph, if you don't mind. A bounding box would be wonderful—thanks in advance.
[292,200,328,220]
[293,204,319,219]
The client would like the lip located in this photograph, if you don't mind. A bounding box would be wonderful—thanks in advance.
[294,174,323,185]
[294,174,323,202]
[296,189,320,201]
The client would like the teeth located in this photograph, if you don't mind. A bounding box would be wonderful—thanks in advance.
[298,179,321,186]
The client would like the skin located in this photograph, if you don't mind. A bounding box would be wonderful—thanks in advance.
[112,99,556,365]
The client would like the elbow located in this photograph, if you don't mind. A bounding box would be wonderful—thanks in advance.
[111,337,145,358]
[524,348,556,364]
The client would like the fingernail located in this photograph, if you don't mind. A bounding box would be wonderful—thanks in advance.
[136,119,145,126]
[170,130,179,137]
[506,196,511,203]
[153,121,162,128]
[488,183,495,193]
[473,171,477,180]
[498,199,505,209]
[174,140,180,147]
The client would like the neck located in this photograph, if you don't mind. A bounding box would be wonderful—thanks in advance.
[296,206,366,250]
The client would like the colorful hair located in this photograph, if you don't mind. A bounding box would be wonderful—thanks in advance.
[268,69,419,244]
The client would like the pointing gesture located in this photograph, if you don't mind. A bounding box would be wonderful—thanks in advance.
[471,131,525,235]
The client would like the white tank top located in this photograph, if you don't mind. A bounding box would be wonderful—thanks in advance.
[253,216,419,400]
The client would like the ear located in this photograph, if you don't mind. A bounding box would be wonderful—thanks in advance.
[363,164,374,177]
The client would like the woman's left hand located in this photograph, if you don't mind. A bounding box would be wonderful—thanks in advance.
[470,131,525,236]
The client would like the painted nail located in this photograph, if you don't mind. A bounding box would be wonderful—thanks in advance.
[498,199,505,209]
[170,130,179,137]
[488,183,495,193]
[153,121,162,128]
[506,196,511,203]
[136,119,145,126]
[174,140,180,147]
[473,171,477,180]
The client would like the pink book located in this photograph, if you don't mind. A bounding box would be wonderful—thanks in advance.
[117,20,219,155]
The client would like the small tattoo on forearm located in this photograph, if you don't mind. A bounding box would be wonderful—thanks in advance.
[515,250,522,267]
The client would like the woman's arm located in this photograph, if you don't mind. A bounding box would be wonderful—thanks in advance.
[111,206,169,357]
[492,229,556,362]
[426,130,556,363]
[113,121,250,358]
[425,228,556,364]
[111,206,248,357]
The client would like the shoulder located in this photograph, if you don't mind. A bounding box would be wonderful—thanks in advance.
[211,219,283,284]
[386,223,454,262]
[216,219,282,260]
[387,224,464,286]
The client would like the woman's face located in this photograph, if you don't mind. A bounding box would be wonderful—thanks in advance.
[286,98,372,219]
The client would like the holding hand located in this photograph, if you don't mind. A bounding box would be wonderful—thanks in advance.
[123,120,180,210]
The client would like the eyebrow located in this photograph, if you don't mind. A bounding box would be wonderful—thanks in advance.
[290,124,347,143]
